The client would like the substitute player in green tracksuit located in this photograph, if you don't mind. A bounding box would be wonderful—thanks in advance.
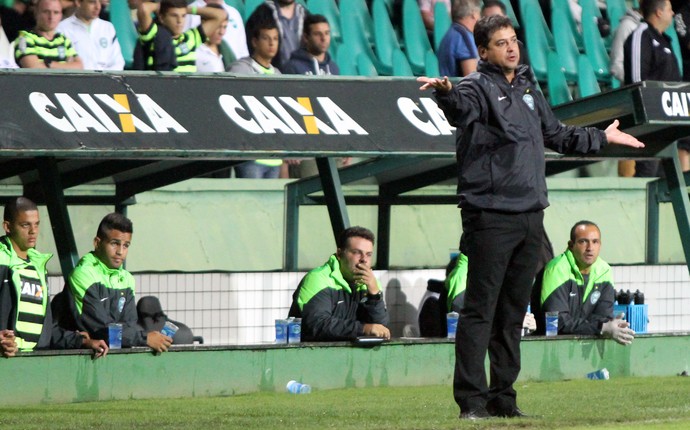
[67,213,172,352]
[540,220,634,344]
[0,197,107,357]
[288,227,390,341]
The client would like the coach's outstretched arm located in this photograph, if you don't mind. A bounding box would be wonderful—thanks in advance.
[604,120,644,148]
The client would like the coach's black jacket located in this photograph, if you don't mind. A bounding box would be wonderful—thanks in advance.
[435,61,608,213]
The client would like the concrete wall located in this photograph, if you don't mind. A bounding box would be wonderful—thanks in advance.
[10,176,686,274]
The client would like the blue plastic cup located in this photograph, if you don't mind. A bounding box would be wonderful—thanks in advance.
[108,323,122,349]
[446,312,459,339]
[275,319,288,344]
[288,318,301,344]
[545,311,559,337]
[586,368,610,380]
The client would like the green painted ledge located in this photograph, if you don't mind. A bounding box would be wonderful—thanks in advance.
[4,334,689,405]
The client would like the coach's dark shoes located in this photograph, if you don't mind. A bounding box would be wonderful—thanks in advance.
[459,407,491,420]
[489,407,529,418]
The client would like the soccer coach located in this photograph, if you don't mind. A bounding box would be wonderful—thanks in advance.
[418,14,644,420]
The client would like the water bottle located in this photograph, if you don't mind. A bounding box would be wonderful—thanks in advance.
[522,305,531,337]
[286,380,311,394]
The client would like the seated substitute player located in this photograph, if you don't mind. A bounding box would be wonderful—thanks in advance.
[540,220,635,345]
[67,213,172,352]
[288,226,390,341]
[0,197,106,358]
[446,252,536,333]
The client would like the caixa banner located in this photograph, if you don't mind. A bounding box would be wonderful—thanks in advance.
[0,71,455,158]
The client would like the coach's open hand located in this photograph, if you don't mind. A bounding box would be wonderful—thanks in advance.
[604,120,644,148]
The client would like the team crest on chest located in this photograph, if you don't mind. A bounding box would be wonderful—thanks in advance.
[590,290,601,305]
[522,94,535,110]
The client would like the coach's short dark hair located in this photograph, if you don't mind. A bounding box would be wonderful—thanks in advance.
[337,226,375,249]
[97,213,133,239]
[474,14,513,50]
[3,197,37,223]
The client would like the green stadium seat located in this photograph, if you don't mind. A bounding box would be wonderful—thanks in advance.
[552,5,581,83]
[425,49,440,77]
[225,0,245,18]
[336,43,359,76]
[341,11,392,75]
[521,2,551,82]
[577,54,601,98]
[357,52,379,76]
[109,0,137,69]
[519,0,555,50]
[392,48,414,76]
[606,0,627,35]
[433,1,451,52]
[547,50,573,106]
[220,40,237,71]
[307,0,342,44]
[552,0,583,51]
[581,6,611,83]
[502,0,520,29]
[402,0,433,75]
[340,0,375,44]
[244,0,264,22]
[665,24,684,77]
[372,0,401,74]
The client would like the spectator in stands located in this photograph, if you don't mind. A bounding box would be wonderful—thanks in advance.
[283,14,339,75]
[419,0,452,32]
[0,16,19,68]
[128,0,141,27]
[185,0,248,62]
[0,197,107,358]
[610,6,642,82]
[15,0,83,69]
[437,0,480,77]
[288,226,390,341]
[195,3,227,72]
[539,221,635,345]
[418,15,643,420]
[60,0,76,18]
[57,0,125,71]
[624,0,688,176]
[676,1,690,80]
[281,14,348,178]
[0,0,35,43]
[229,19,284,178]
[134,0,226,72]
[67,213,173,352]
[245,0,308,71]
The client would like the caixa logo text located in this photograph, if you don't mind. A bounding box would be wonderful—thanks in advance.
[397,97,455,136]
[29,92,188,133]
[661,91,690,117]
[218,95,367,135]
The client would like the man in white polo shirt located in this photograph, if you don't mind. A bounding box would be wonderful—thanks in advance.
[57,0,124,70]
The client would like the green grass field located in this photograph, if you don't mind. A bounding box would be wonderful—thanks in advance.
[1,376,688,429]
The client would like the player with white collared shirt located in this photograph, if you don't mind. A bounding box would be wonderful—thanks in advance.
[185,0,247,61]
[57,0,124,70]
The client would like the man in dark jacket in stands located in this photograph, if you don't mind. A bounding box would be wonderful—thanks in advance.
[418,15,644,420]
[288,226,390,341]
[282,14,339,75]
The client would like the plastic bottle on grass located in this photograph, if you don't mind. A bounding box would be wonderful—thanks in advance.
[286,380,311,394]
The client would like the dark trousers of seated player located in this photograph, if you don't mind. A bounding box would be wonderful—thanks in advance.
[453,209,543,413]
